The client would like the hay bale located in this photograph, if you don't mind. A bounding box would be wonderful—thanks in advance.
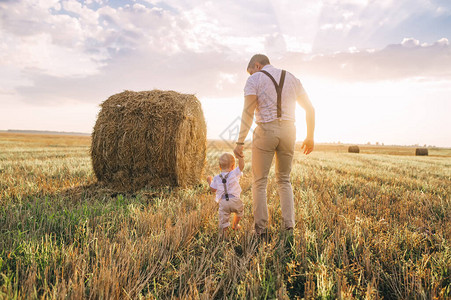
[415,148,428,156]
[348,145,360,153]
[91,90,206,191]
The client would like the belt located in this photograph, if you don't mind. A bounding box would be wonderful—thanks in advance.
[256,119,295,126]
[221,194,237,200]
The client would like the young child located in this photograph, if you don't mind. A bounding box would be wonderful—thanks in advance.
[207,152,245,235]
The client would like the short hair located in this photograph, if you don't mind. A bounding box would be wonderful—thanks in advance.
[247,54,270,70]
[219,152,235,170]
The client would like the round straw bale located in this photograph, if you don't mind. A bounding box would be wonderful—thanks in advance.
[348,145,360,153]
[415,148,428,156]
[91,90,206,191]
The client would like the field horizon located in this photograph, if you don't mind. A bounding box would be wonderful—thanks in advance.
[1,130,450,150]
[0,132,449,299]
[1,131,450,155]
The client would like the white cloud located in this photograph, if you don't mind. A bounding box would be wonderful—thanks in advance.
[284,35,312,53]
[1,0,450,104]
[0,0,107,78]
[436,37,449,46]
[401,37,420,48]
[314,0,451,51]
[264,33,287,58]
[295,37,451,81]
[348,46,359,53]
[0,32,105,77]
[216,72,238,90]
[1,0,319,101]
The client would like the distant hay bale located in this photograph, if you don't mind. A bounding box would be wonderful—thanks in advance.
[415,148,428,156]
[91,90,207,191]
[348,145,360,153]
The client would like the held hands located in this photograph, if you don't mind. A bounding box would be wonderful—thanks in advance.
[233,144,244,159]
[301,138,314,155]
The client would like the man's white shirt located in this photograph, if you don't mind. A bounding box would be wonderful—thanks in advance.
[244,64,306,123]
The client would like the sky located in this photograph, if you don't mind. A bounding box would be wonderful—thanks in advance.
[1,0,450,147]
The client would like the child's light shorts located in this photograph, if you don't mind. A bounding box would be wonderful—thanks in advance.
[218,197,244,229]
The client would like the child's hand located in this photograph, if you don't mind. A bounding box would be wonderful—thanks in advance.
[206,176,217,193]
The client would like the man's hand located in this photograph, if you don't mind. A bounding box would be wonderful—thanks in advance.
[233,144,244,159]
[301,138,314,155]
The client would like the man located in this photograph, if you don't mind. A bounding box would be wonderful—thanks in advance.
[233,54,315,235]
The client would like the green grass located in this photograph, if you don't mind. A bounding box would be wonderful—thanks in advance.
[0,133,450,299]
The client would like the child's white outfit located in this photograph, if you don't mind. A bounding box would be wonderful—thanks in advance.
[210,167,244,229]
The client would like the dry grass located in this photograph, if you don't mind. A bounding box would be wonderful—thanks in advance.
[0,133,450,299]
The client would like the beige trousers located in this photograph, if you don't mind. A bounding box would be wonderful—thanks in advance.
[252,120,296,234]
[218,197,244,229]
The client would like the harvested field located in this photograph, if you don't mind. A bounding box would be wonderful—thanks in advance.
[0,133,450,299]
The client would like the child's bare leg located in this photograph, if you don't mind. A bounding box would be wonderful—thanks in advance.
[221,226,229,238]
[232,215,241,230]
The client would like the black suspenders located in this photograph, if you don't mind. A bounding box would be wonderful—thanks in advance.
[259,69,286,118]
[219,173,229,201]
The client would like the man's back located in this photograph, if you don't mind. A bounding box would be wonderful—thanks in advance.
[243,64,306,123]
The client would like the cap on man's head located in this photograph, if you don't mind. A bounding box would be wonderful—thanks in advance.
[247,54,270,70]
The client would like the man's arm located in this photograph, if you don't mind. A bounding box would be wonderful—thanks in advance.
[296,93,315,155]
[234,95,258,158]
